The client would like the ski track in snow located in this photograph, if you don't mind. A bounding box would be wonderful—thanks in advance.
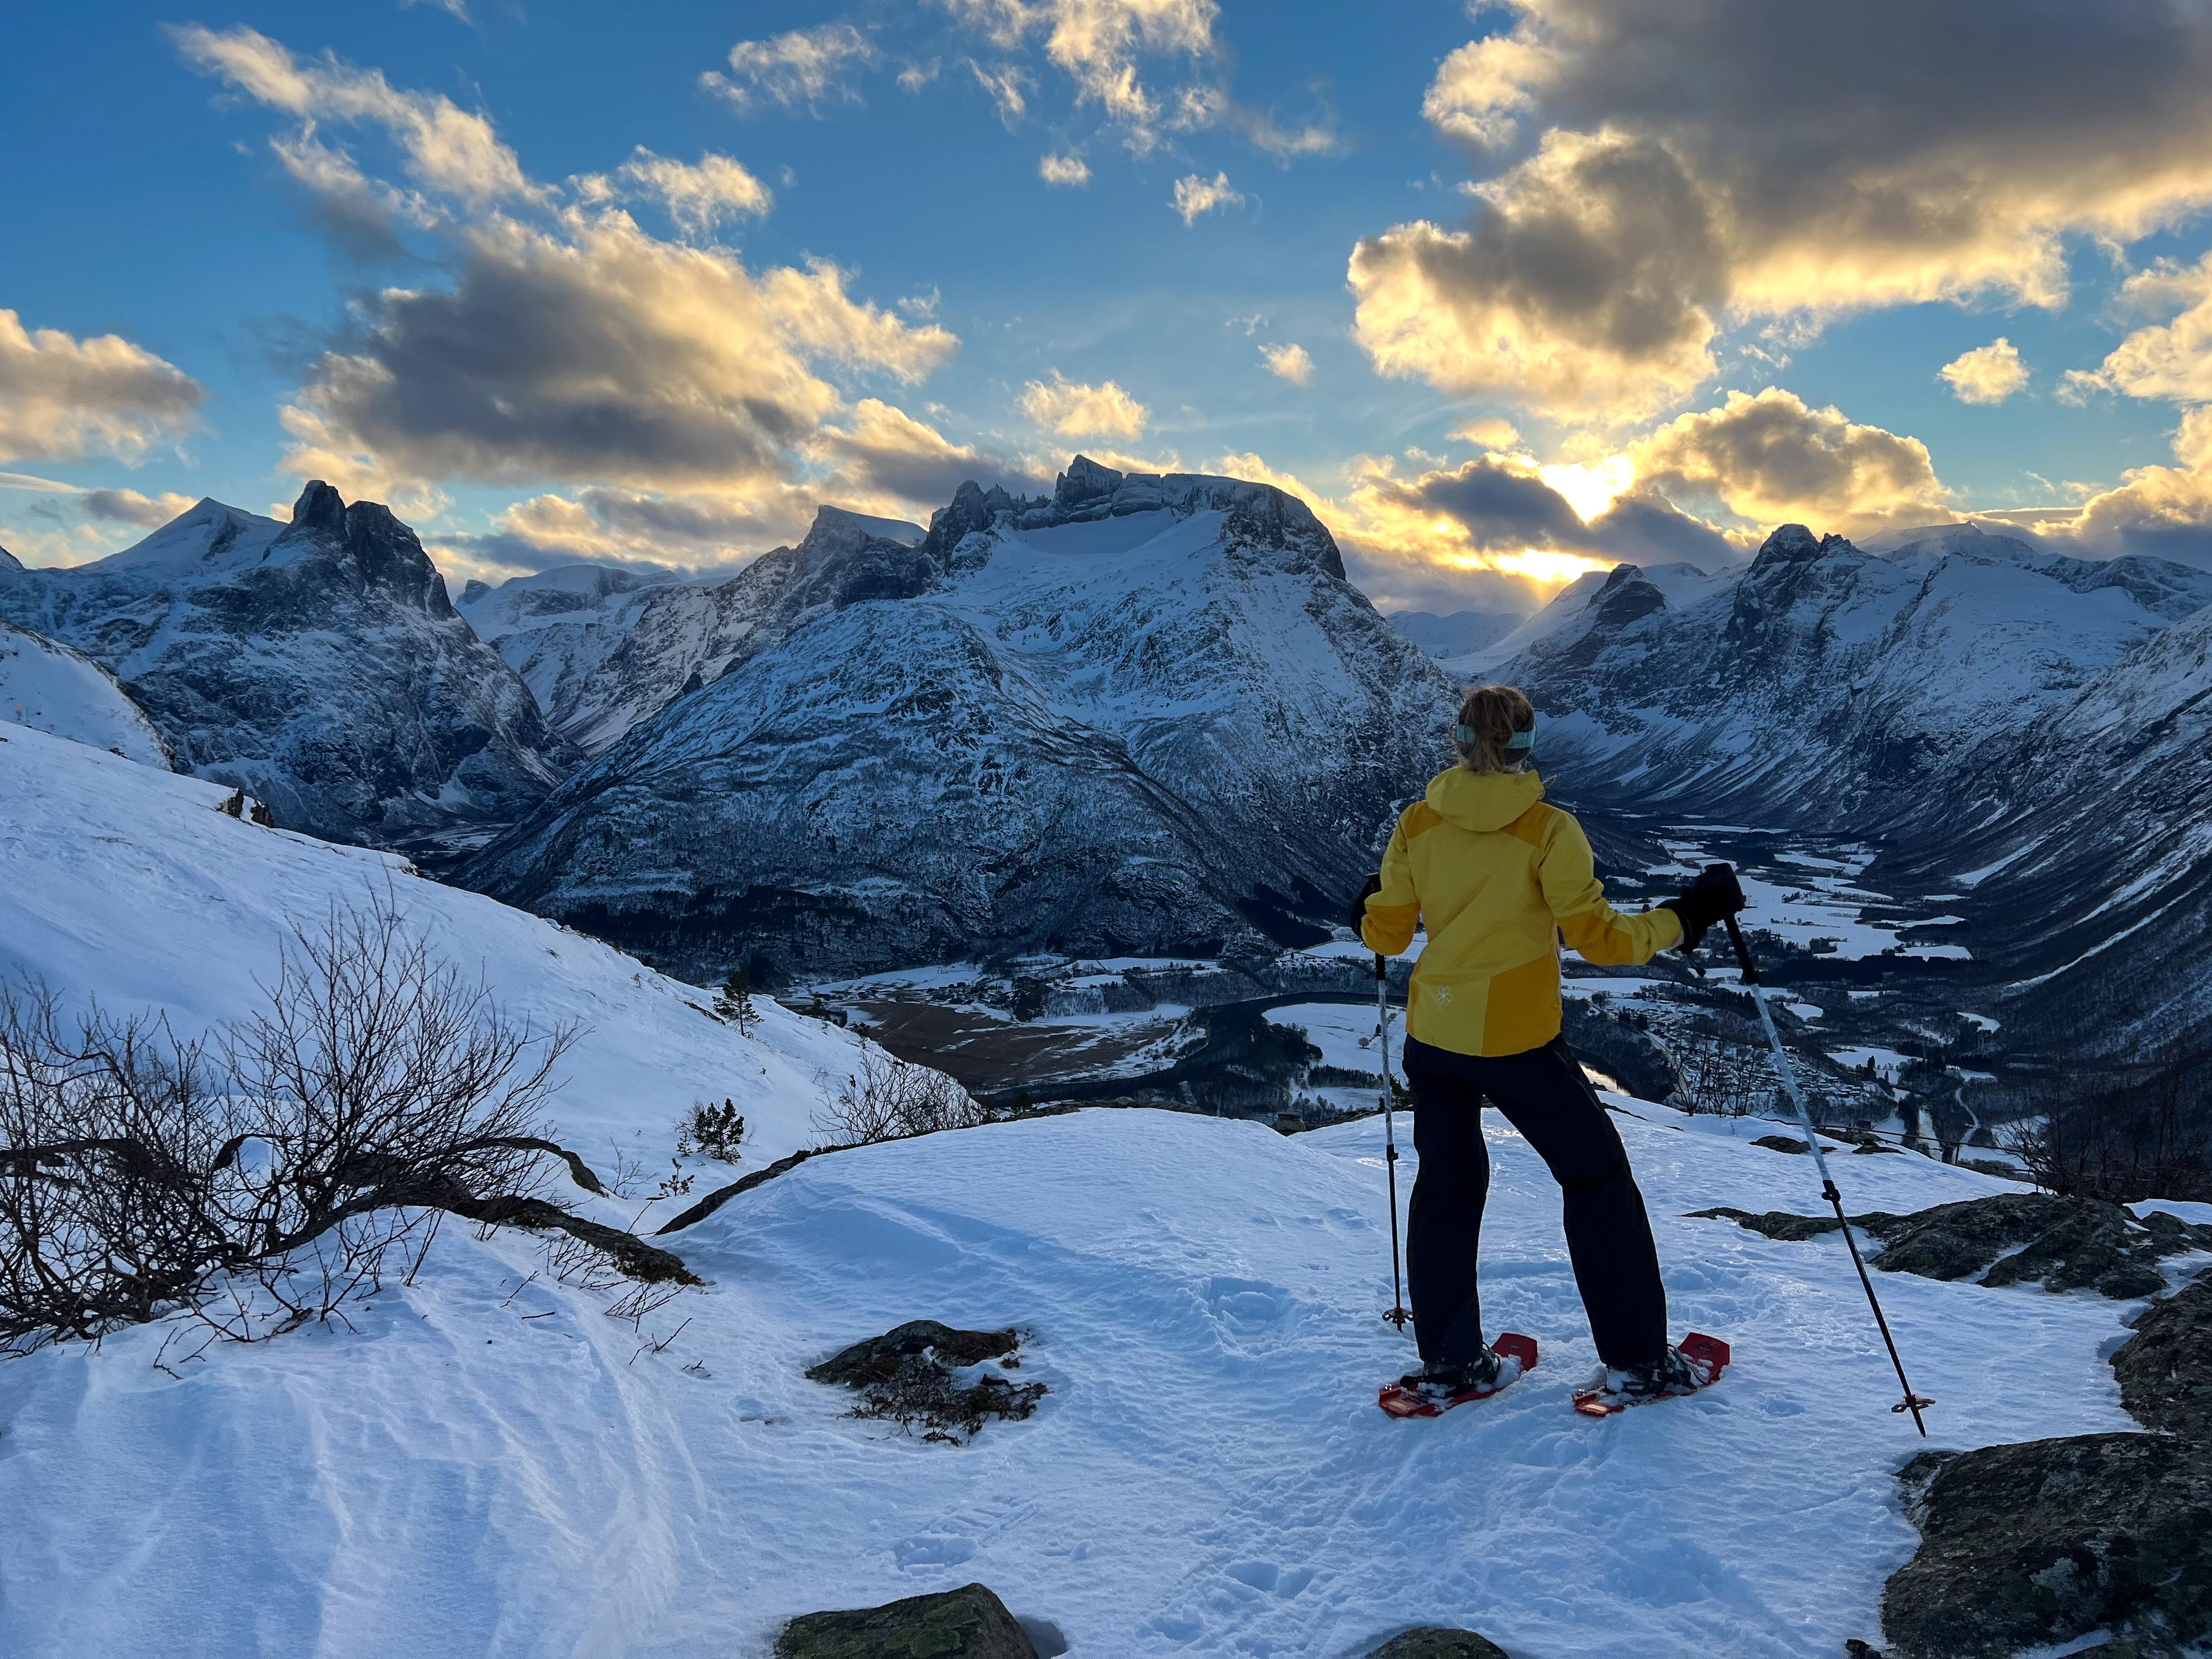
[0,724,2168,1657]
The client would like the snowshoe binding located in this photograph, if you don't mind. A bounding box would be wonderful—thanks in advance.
[1571,1332,1729,1418]
[1378,1333,1538,1418]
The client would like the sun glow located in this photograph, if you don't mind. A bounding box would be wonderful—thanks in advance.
[1537,455,1635,521]
[1490,546,1608,585]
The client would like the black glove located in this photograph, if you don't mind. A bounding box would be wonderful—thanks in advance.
[1658,862,1746,952]
[1350,872,1382,934]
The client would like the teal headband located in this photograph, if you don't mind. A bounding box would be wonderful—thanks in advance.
[1456,722,1536,751]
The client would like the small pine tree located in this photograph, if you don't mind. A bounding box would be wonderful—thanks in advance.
[714,969,756,1036]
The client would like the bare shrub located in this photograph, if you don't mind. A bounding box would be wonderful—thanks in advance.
[809,1047,995,1147]
[0,893,601,1355]
[1672,1013,1773,1118]
[1999,1044,2212,1204]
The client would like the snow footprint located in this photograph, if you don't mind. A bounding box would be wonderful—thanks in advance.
[1224,1561,1316,1598]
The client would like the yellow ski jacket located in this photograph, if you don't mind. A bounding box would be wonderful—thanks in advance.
[1358,767,1683,1058]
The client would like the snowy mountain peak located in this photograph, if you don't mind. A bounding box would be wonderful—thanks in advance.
[0,485,571,844]
[86,495,284,576]
[465,458,1444,979]
[1753,522,1847,566]
[0,543,20,573]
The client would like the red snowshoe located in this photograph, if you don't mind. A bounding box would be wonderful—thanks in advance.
[1571,1332,1729,1418]
[1378,1333,1539,1418]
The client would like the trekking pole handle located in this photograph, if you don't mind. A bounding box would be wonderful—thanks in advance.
[1722,911,1759,986]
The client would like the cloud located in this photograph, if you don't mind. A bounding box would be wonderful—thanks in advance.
[898,59,943,92]
[1172,170,1243,224]
[822,397,1050,506]
[1940,338,2029,405]
[172,24,536,207]
[1260,342,1312,385]
[0,471,87,494]
[443,403,1052,581]
[279,207,955,508]
[1449,416,1520,449]
[936,0,1219,151]
[1229,96,1339,162]
[704,22,877,115]
[81,487,200,527]
[1357,0,2212,423]
[2073,254,2212,406]
[1626,387,1947,532]
[582,149,773,238]
[2055,407,2212,560]
[969,61,1032,126]
[0,309,204,467]
[1349,130,1725,424]
[1018,372,1149,439]
[1039,151,1091,186]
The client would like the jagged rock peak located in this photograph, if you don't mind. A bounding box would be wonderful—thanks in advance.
[1057,453,1123,507]
[1754,523,1856,566]
[0,542,21,573]
[290,479,346,536]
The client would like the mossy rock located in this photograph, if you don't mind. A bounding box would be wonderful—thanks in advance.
[1365,1630,1509,1658]
[775,1582,1037,1658]
[1882,1434,2212,1657]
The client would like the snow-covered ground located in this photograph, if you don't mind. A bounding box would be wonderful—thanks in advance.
[0,618,169,766]
[0,1097,2155,1657]
[0,722,2182,1657]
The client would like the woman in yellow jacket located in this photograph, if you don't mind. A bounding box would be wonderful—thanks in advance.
[1357,683,1743,1410]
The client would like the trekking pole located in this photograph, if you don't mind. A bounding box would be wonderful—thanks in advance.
[1716,896,1933,1434]
[1374,952,1412,1331]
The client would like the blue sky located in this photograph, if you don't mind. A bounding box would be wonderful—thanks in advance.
[6,2,2212,609]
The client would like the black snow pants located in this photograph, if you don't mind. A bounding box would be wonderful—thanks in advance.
[1399,1033,1667,1370]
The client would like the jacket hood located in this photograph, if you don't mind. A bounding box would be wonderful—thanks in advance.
[1423,766,1544,832]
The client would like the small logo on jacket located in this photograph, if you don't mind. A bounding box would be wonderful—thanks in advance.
[1431,986,1453,1004]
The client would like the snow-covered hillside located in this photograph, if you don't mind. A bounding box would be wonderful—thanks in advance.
[464,460,1454,983]
[0,721,856,1171]
[0,486,574,846]
[456,562,688,749]
[0,618,169,766]
[508,510,929,756]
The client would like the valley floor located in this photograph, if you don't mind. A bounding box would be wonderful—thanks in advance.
[0,1101,2171,1657]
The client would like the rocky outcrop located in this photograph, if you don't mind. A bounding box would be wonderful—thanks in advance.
[1861,1223,2212,1657]
[0,485,572,844]
[806,1320,1045,1443]
[776,1582,1038,1658]
[1691,1192,2212,1298]
[1365,1629,1511,1657]
[1881,1433,2212,1658]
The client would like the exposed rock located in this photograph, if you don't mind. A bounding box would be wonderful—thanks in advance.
[2114,1275,2212,1438]
[775,1582,1037,1658]
[807,1320,1044,1443]
[1752,1134,1815,1155]
[1364,1628,1510,1657]
[1881,1434,2212,1658]
[1690,1193,2212,1298]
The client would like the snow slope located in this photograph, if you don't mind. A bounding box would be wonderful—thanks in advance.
[0,721,860,1171]
[0,486,574,845]
[0,1055,2157,1654]
[0,618,169,766]
[456,563,687,750]
[465,461,1454,982]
